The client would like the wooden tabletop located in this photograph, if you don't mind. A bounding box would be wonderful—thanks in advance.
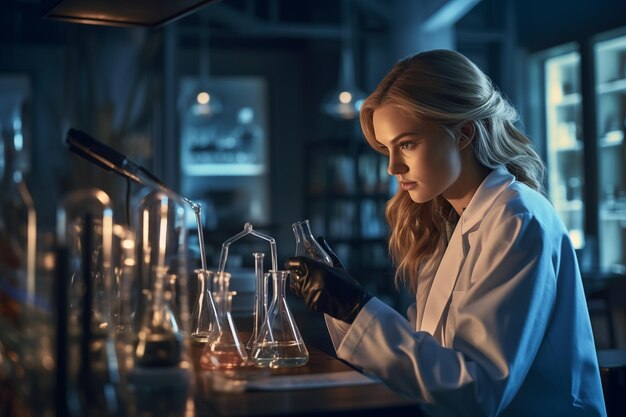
[190,342,423,417]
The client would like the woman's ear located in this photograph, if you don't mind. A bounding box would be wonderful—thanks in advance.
[458,122,475,150]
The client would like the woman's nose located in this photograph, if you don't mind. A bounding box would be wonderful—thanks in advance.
[387,154,408,176]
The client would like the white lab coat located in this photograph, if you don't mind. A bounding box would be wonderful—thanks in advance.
[326,167,606,417]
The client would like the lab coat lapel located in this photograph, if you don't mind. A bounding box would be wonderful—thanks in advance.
[420,223,464,336]
[419,166,515,337]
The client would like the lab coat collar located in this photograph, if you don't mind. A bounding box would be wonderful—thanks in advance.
[459,166,515,234]
[420,166,515,338]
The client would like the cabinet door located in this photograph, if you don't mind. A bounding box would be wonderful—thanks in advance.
[594,29,626,273]
[544,48,585,249]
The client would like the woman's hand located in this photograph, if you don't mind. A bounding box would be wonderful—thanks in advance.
[284,255,371,324]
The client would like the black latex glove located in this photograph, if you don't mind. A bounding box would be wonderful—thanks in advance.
[285,253,372,324]
[316,236,344,268]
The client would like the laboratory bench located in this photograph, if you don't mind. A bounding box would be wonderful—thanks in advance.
[188,339,423,417]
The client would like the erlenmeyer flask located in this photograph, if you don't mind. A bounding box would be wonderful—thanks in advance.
[292,219,333,265]
[135,266,184,368]
[246,253,267,351]
[190,269,220,344]
[249,270,309,368]
[200,277,248,370]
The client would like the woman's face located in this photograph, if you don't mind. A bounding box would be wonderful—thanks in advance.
[372,104,463,204]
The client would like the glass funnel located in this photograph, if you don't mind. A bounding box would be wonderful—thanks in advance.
[292,219,332,265]
[199,281,248,370]
[249,270,309,368]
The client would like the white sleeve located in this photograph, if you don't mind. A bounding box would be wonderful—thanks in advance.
[324,313,351,351]
[323,296,379,351]
[335,214,557,417]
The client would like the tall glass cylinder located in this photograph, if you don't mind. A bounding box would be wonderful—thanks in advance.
[247,252,267,351]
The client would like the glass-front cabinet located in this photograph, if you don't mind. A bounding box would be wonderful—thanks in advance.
[533,27,626,274]
[544,48,585,250]
[594,29,626,273]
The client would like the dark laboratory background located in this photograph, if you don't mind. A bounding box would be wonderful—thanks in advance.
[2,0,626,373]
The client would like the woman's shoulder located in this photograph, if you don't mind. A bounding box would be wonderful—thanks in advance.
[487,181,564,232]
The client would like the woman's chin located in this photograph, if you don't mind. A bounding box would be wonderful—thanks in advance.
[407,190,434,204]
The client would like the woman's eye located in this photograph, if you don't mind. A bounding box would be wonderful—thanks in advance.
[399,142,415,151]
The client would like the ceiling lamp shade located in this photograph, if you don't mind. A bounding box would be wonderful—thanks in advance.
[321,0,366,121]
[321,48,366,120]
[186,25,222,119]
[42,0,222,27]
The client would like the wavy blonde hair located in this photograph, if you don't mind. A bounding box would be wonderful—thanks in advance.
[359,49,545,293]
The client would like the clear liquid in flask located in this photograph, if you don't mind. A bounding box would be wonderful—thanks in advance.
[249,270,308,368]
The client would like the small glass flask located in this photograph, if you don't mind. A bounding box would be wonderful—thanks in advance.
[246,253,268,351]
[190,269,220,344]
[135,266,184,368]
[249,270,309,368]
[200,283,248,370]
[291,219,333,265]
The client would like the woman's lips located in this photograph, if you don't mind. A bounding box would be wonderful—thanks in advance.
[400,181,417,191]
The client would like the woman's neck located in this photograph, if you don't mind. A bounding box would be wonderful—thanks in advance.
[444,157,491,216]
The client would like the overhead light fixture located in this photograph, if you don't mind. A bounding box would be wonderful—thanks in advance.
[42,0,222,27]
[189,88,222,118]
[321,0,366,120]
[187,24,223,119]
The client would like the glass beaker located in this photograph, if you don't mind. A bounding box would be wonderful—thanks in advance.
[249,270,309,368]
[292,219,333,265]
[199,284,248,370]
[246,252,268,351]
[190,269,220,344]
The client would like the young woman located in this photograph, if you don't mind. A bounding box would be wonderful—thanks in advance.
[286,49,606,417]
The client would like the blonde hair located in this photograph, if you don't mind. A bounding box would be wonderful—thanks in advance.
[359,49,545,293]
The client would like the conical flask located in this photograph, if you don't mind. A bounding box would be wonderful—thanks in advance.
[246,252,268,351]
[249,270,309,368]
[190,269,220,344]
[292,219,333,265]
[200,277,248,370]
[135,266,184,368]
